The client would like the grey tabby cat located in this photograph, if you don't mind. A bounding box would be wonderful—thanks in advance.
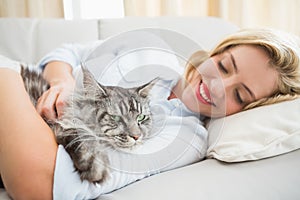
[20,64,156,183]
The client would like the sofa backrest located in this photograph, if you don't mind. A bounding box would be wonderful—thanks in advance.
[0,18,98,64]
[0,17,238,64]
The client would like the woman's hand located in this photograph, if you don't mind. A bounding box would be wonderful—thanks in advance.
[36,61,75,122]
[36,79,75,121]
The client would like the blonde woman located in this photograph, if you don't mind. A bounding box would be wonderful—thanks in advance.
[0,28,299,199]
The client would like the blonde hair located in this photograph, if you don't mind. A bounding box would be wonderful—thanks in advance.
[184,28,300,110]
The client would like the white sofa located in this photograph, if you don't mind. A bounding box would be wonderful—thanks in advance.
[0,17,300,200]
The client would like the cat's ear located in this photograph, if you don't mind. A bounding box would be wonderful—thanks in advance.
[81,63,107,97]
[136,78,159,98]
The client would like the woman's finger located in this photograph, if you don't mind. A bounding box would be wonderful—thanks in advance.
[55,91,69,119]
[36,88,59,121]
[54,81,76,119]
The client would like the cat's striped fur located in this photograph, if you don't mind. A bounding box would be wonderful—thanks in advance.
[20,65,156,183]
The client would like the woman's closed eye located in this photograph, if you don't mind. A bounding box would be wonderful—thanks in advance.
[218,61,228,74]
[234,89,244,104]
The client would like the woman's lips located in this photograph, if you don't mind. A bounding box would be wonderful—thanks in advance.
[196,80,215,106]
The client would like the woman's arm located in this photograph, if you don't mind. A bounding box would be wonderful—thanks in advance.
[36,41,102,121]
[0,68,58,200]
[38,41,102,71]
[36,61,75,121]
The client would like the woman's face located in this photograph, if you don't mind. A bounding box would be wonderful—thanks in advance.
[180,45,279,117]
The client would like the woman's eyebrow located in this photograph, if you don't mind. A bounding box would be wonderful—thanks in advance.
[229,52,238,72]
[242,83,256,100]
[229,52,256,100]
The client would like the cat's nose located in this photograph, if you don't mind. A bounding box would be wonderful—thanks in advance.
[131,135,139,140]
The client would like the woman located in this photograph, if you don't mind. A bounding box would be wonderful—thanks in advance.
[0,28,300,199]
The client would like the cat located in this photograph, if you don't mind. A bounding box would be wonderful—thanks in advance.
[20,64,156,183]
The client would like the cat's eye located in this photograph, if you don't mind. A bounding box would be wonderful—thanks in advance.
[111,115,121,122]
[136,114,147,123]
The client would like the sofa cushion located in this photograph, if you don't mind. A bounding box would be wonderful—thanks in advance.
[99,149,300,200]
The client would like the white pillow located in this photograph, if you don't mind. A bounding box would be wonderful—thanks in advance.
[206,98,300,162]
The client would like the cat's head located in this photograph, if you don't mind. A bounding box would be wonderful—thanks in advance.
[81,64,157,149]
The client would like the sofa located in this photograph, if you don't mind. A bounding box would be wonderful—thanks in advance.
[0,17,300,200]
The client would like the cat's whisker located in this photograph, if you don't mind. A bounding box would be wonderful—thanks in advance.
[67,135,110,148]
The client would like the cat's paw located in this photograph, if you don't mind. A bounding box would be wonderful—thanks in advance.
[68,144,110,184]
[75,154,110,184]
[79,165,109,184]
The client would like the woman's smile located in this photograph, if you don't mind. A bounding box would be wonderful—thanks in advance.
[195,80,215,106]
